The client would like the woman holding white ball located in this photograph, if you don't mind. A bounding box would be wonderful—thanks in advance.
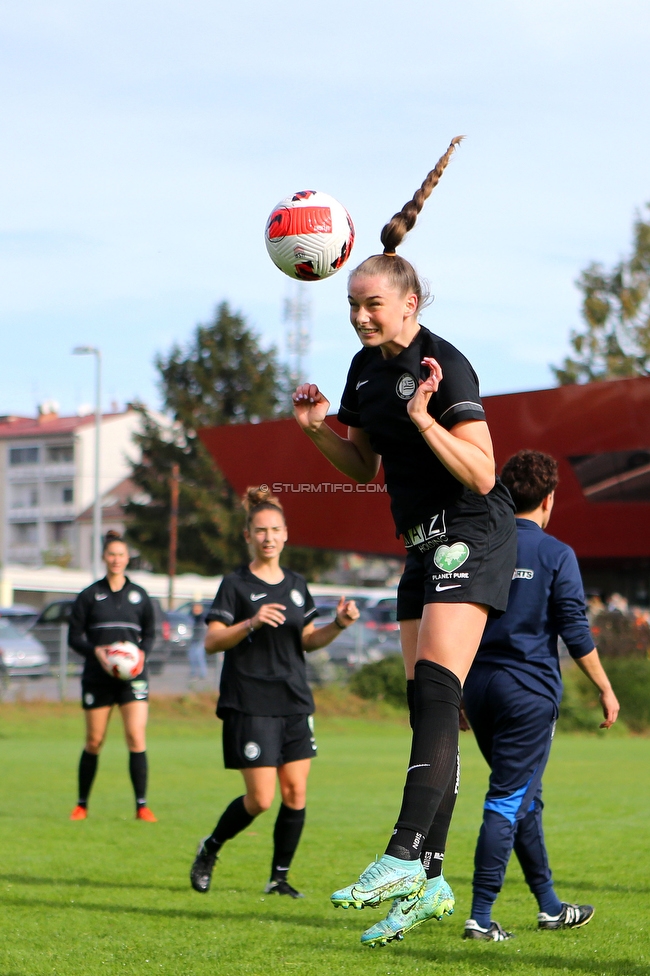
[68,530,157,822]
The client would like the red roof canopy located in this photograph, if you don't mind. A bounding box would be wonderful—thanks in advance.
[199,376,650,560]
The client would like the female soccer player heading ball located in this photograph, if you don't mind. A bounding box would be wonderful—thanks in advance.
[293,137,517,945]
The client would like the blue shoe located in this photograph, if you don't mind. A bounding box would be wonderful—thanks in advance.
[331,855,426,910]
[360,875,455,946]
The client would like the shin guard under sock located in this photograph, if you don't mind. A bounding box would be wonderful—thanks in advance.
[128,751,148,807]
[421,749,460,878]
[270,804,305,882]
[204,796,255,855]
[386,660,461,860]
[77,750,98,807]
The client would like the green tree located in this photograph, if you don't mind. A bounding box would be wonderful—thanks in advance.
[552,205,650,384]
[124,302,336,579]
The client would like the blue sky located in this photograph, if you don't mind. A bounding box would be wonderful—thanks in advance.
[2,0,649,417]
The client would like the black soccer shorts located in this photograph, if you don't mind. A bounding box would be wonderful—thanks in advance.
[397,483,516,619]
[221,711,317,769]
[81,672,149,709]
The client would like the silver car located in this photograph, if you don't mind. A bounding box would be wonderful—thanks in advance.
[0,617,50,676]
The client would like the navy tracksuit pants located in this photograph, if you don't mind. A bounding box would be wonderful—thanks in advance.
[463,665,558,908]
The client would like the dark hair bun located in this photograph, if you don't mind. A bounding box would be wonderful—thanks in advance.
[241,486,283,513]
[104,529,123,543]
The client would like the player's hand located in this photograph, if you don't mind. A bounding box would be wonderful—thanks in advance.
[94,645,113,676]
[459,705,471,732]
[598,686,620,728]
[251,603,286,629]
[407,357,443,428]
[293,383,330,432]
[334,596,360,628]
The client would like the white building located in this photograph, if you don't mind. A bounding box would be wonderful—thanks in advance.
[0,405,144,570]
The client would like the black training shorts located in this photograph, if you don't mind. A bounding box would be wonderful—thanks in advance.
[221,710,317,769]
[81,672,149,709]
[397,483,516,620]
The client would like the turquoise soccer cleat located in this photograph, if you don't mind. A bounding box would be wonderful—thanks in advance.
[360,875,455,946]
[331,855,426,910]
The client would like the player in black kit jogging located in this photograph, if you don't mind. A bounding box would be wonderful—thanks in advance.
[190,487,359,899]
[68,530,158,822]
[293,138,517,945]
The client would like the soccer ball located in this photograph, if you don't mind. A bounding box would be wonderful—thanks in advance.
[106,641,141,680]
[264,190,355,281]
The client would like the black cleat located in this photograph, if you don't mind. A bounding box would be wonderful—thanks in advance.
[464,919,514,941]
[538,903,594,930]
[264,879,305,898]
[190,837,218,893]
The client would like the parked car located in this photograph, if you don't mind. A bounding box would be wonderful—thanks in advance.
[0,604,41,633]
[312,593,400,668]
[171,599,214,660]
[0,617,50,677]
[31,597,172,674]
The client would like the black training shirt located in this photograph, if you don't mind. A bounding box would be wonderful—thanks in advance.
[68,576,155,681]
[338,325,486,534]
[206,566,318,717]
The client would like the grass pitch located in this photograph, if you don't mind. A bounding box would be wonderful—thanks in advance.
[1,697,648,976]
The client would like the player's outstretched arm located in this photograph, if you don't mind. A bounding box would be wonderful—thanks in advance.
[302,597,360,651]
[293,384,380,483]
[574,648,620,728]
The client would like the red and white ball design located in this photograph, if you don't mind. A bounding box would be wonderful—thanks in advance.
[106,641,141,680]
[264,190,355,281]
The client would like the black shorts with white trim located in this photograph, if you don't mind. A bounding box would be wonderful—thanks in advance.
[397,482,516,619]
[221,710,317,769]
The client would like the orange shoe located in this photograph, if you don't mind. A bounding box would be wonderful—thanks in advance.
[70,805,87,820]
[136,806,158,822]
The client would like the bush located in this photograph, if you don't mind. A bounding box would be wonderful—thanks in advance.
[591,611,650,659]
[559,658,650,734]
[349,654,407,710]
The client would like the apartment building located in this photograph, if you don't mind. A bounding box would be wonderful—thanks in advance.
[0,405,143,569]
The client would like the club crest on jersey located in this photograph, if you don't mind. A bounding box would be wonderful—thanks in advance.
[290,589,305,607]
[434,542,470,573]
[128,591,142,604]
[243,741,261,761]
[396,373,417,399]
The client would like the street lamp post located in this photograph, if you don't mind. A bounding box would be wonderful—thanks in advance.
[73,346,102,579]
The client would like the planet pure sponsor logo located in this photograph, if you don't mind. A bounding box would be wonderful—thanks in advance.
[396,373,417,399]
[433,543,470,573]
[513,568,534,580]
[243,741,261,761]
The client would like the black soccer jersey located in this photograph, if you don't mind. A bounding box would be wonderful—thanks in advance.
[206,566,319,717]
[338,325,487,534]
[68,576,155,681]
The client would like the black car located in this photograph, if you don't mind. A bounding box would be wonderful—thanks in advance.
[31,597,172,674]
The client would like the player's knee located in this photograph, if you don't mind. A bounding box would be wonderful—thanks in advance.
[125,733,145,752]
[85,736,104,753]
[281,785,306,809]
[246,791,273,815]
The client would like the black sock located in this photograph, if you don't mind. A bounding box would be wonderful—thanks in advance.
[385,660,461,861]
[421,749,460,878]
[406,679,415,731]
[128,751,148,808]
[77,750,98,807]
[271,805,306,882]
[204,796,255,855]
